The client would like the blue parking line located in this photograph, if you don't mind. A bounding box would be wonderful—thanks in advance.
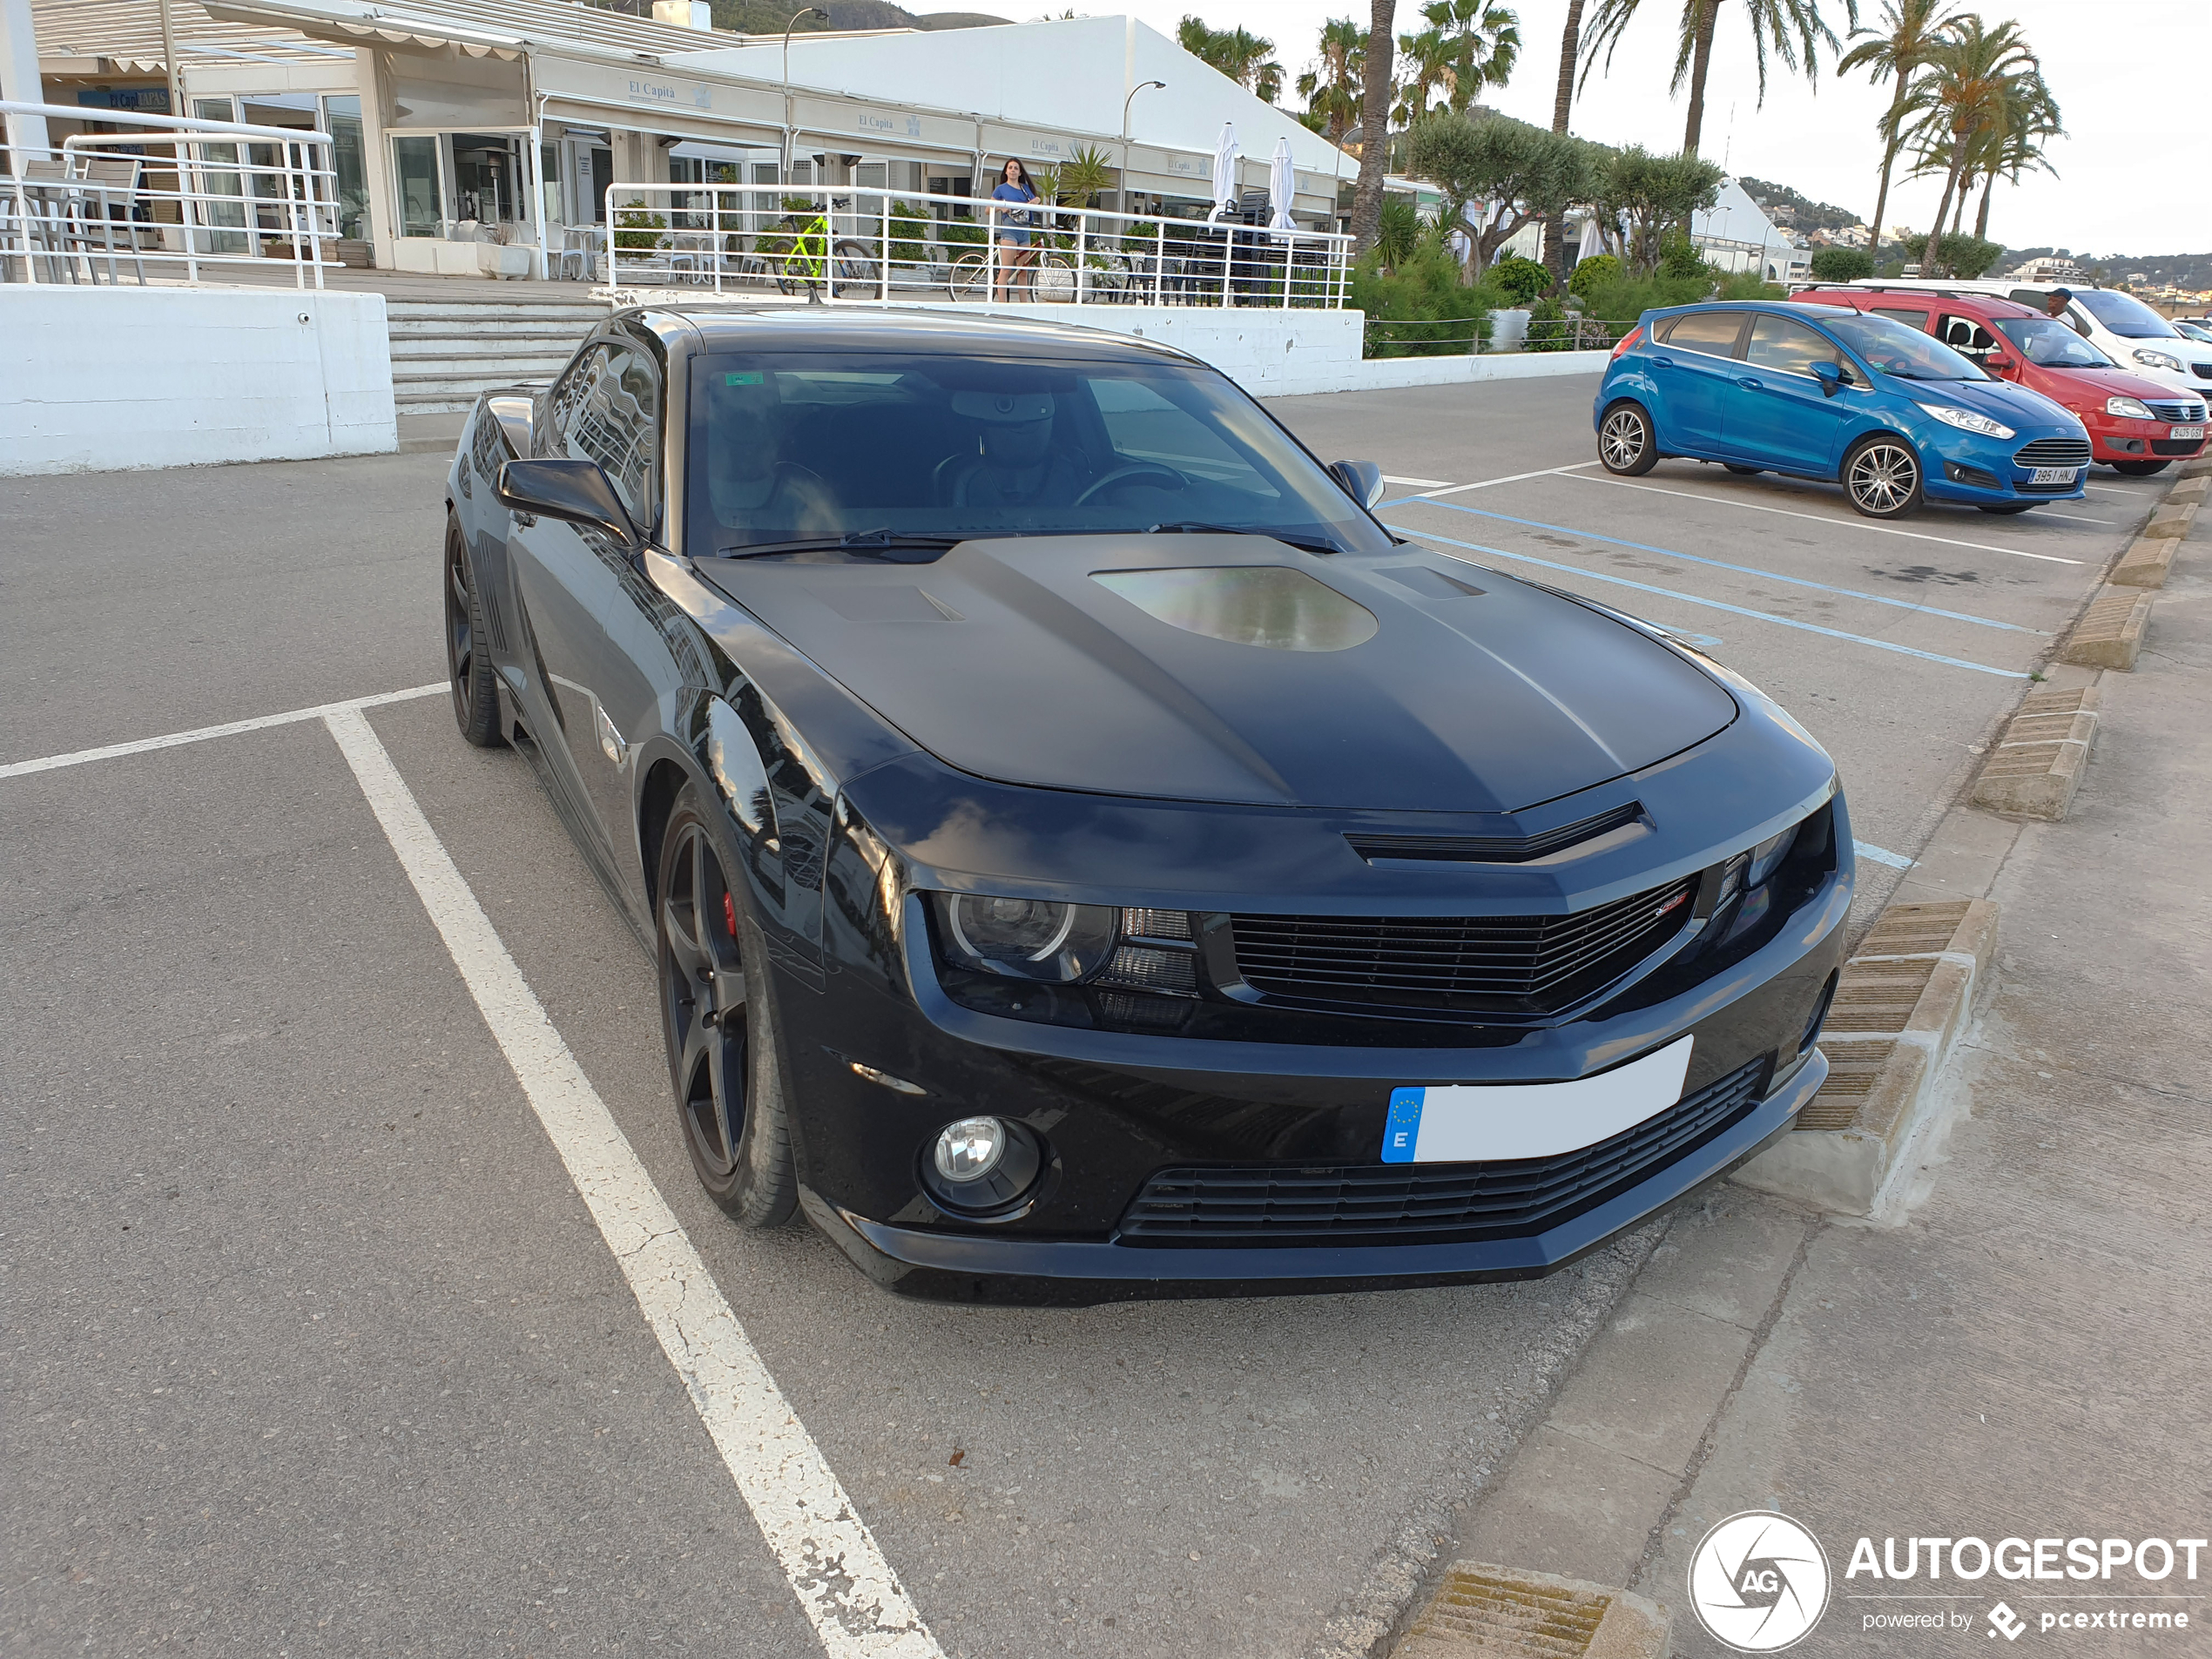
[1383,525,2028,680]
[1399,498,2040,635]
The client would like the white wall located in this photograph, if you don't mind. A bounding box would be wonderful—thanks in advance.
[0,287,397,475]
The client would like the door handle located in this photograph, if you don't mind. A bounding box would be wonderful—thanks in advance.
[1737,376,1764,389]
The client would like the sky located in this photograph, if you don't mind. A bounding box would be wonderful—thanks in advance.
[1063,0,2210,258]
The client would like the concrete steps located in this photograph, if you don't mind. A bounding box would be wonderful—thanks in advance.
[386,297,604,415]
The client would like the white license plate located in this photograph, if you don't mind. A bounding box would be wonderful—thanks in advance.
[2029,466,2080,485]
[2172,425,2205,441]
[1381,1035,1695,1163]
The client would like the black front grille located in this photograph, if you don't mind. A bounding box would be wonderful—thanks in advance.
[2153,438,2204,456]
[2144,400,2205,423]
[1229,875,1697,1015]
[1116,1055,1771,1245]
[2191,363,2212,380]
[2013,437,2092,469]
[1345,802,1642,866]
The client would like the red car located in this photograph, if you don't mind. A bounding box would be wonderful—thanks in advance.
[1796,287,2209,477]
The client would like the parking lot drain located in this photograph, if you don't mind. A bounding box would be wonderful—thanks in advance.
[1737,900,1994,1214]
[1972,684,2102,820]
[2060,588,2154,671]
[1393,1564,1669,1659]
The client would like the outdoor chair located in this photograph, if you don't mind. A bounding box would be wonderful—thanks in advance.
[554,226,593,282]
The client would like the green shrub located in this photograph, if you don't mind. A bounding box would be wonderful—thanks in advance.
[885,199,931,271]
[613,199,665,253]
[1568,253,1622,299]
[937,217,986,248]
[1524,294,1574,352]
[1374,198,1422,272]
[1489,254,1554,306]
[1715,271,1784,300]
[1576,268,1715,322]
[1899,232,2002,280]
[1353,243,1490,357]
[1657,231,1712,282]
[1809,246,1874,283]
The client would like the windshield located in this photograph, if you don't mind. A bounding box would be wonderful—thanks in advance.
[1817,311,1989,381]
[2071,288,2177,339]
[684,352,1393,558]
[1993,315,2114,369]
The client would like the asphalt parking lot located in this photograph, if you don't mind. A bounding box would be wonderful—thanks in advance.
[0,373,2165,1657]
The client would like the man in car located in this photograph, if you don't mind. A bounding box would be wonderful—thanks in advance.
[2043,286,2074,319]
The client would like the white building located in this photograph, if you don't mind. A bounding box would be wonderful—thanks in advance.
[23,0,1356,279]
[1690,178,1804,282]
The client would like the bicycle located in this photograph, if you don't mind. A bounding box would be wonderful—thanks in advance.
[764,199,877,299]
[948,245,1076,302]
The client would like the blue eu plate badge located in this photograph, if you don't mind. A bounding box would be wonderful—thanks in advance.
[1380,1035,1695,1163]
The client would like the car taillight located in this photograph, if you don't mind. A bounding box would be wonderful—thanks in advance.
[1611,325,1645,360]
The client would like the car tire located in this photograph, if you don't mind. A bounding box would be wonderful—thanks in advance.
[444,516,503,749]
[1724,463,1764,475]
[1841,435,1924,518]
[1598,401,1659,475]
[656,786,798,1227]
[1977,502,2035,515]
[2112,460,2170,477]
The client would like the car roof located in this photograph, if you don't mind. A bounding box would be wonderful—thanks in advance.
[1794,287,2040,320]
[617,303,1207,368]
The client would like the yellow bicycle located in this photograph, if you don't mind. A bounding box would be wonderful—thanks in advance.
[766,201,878,299]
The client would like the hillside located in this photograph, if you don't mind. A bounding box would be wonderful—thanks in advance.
[701,0,1007,30]
[1737,176,1862,233]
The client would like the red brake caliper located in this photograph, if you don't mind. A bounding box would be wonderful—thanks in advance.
[723,892,737,939]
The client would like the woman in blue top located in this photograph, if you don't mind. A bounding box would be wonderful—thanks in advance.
[989,158,1041,303]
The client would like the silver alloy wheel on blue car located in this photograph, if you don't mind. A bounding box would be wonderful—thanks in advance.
[1599,403,1659,475]
[1843,435,1923,519]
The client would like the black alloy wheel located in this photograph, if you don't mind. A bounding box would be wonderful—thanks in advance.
[1842,435,1924,519]
[656,787,796,1224]
[2112,459,2170,477]
[1598,401,1659,476]
[445,517,502,748]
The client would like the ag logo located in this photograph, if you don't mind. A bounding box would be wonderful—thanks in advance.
[1688,1511,1832,1651]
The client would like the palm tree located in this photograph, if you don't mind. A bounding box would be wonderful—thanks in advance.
[1895,14,2037,275]
[1838,0,1956,258]
[1393,27,1457,125]
[1551,0,1585,132]
[1973,73,2060,239]
[1297,17,1367,144]
[1420,0,1523,111]
[1178,17,1285,102]
[1581,0,1850,157]
[1351,0,1399,251]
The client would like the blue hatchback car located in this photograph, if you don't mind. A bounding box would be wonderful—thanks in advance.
[1594,301,2092,518]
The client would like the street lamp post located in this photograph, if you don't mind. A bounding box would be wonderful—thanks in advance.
[1122,78,1164,143]
[782,6,827,179]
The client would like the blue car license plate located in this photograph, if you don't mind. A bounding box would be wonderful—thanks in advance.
[1381,1035,1695,1163]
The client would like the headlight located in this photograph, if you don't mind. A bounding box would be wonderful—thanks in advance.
[935,894,1118,981]
[1747,822,1799,887]
[2105,395,2155,420]
[1916,401,2014,439]
[2132,348,2182,374]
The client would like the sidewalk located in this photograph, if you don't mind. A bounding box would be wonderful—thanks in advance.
[1389,499,2212,1658]
[1637,502,2212,1654]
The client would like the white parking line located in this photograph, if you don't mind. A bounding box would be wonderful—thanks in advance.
[1380,474,1456,489]
[1414,461,1602,498]
[1566,473,2085,565]
[0,683,448,780]
[323,706,942,1659]
[2033,512,2112,525]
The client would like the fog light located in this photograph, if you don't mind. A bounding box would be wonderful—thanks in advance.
[923,1116,1043,1216]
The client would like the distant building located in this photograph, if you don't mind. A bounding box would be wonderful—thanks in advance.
[2010,254,2083,281]
[1689,179,1804,281]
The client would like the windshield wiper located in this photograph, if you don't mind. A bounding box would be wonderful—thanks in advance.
[1146,521,1343,556]
[712,529,968,561]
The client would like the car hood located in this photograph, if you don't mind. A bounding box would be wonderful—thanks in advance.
[1899,375,2080,431]
[698,535,1737,813]
[2028,363,2188,407]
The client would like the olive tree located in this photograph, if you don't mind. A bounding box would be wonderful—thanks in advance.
[1406,111,1595,277]
[1591,145,1724,273]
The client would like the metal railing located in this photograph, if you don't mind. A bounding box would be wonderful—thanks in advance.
[1361,314,1638,358]
[2,99,339,288]
[595,182,1353,311]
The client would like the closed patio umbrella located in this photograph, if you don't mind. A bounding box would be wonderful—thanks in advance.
[1207,121,1239,223]
[1576,213,1607,263]
[1268,137,1296,233]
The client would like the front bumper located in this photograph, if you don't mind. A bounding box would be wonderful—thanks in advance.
[1917,424,2089,504]
[2084,414,2206,464]
[799,1048,1826,1303]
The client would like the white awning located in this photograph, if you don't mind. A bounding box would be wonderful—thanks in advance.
[669,138,769,163]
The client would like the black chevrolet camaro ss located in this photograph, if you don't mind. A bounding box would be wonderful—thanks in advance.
[442,305,1850,1303]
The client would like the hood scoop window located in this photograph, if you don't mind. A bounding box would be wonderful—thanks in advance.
[1347,801,1645,866]
[1374,563,1487,599]
[812,585,964,623]
[1091,566,1378,652]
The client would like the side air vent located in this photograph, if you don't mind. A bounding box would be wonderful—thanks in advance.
[1345,801,1642,866]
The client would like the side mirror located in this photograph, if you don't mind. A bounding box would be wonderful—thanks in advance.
[1331,459,1387,509]
[1811,361,1844,398]
[1985,354,2017,374]
[496,458,639,546]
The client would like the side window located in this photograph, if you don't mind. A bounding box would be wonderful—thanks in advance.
[1871,306,1930,331]
[1938,314,1999,362]
[1659,311,1747,358]
[547,341,660,530]
[2007,288,2047,310]
[1745,315,1842,378]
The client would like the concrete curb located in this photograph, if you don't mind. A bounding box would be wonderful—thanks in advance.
[1393,1565,1670,1659]
[1969,680,2102,819]
[2167,473,2208,503]
[2110,535,2178,588]
[1732,899,1997,1215]
[2141,502,2195,541]
[2058,584,2155,670]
